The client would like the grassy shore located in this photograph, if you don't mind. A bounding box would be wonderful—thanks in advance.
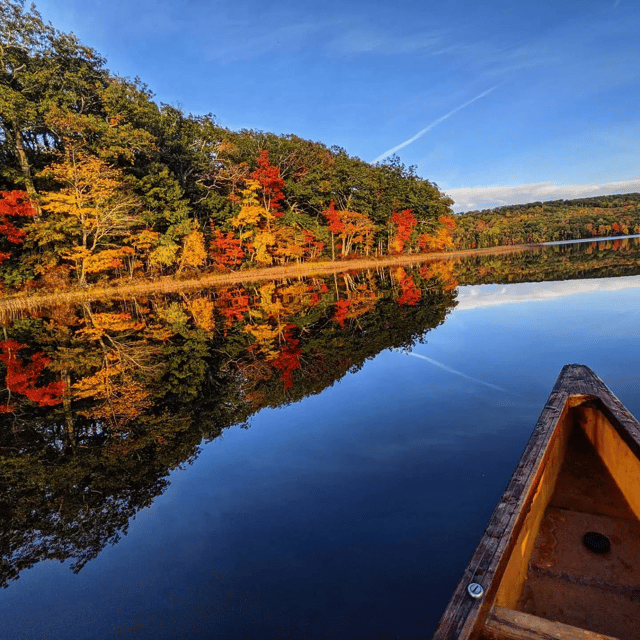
[0,243,540,315]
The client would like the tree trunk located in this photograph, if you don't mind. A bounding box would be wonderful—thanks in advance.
[62,370,75,447]
[11,123,42,215]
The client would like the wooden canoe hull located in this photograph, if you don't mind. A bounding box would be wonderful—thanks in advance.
[432,364,640,640]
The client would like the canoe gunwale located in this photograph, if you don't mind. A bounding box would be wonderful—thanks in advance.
[577,395,640,464]
[431,364,640,640]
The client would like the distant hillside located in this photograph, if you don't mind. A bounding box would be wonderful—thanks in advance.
[459,192,640,216]
[453,192,640,249]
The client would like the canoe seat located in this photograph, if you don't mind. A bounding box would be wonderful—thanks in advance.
[482,606,619,640]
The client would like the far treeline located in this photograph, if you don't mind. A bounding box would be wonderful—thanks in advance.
[0,0,456,292]
[454,193,640,249]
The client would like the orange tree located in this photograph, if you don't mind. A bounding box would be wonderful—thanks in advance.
[323,201,375,258]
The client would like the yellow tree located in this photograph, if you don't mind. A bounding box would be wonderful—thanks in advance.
[270,226,305,264]
[184,296,215,332]
[323,202,375,257]
[230,180,276,264]
[72,305,159,430]
[39,149,140,284]
[178,225,207,272]
[417,215,456,253]
[123,229,161,277]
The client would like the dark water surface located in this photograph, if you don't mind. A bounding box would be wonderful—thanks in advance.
[2,239,640,639]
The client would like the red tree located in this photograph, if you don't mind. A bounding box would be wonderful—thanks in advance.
[0,340,65,412]
[271,325,302,389]
[390,209,417,253]
[395,268,422,306]
[215,287,252,329]
[210,228,245,269]
[323,201,345,234]
[0,191,37,262]
[251,150,286,216]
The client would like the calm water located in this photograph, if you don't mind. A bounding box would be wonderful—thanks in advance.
[2,238,640,639]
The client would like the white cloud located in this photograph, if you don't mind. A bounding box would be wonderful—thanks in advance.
[446,178,640,212]
[203,21,323,62]
[204,20,444,63]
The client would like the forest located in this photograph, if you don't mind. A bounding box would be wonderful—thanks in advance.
[0,0,457,293]
[453,192,640,249]
[4,0,640,293]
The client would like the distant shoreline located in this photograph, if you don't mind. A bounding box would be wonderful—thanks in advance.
[0,243,543,314]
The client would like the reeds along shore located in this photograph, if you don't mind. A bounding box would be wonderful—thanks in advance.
[0,244,539,315]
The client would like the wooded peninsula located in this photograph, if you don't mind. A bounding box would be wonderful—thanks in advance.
[2,0,639,295]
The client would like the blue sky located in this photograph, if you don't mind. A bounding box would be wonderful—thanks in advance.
[33,0,640,211]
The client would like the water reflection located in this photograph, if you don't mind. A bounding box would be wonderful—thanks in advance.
[457,275,640,310]
[453,235,640,285]
[1,237,640,590]
[0,265,458,588]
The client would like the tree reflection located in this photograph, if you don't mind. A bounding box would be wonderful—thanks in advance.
[0,264,458,587]
[1,239,640,586]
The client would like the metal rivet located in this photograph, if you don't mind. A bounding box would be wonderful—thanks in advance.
[468,583,484,599]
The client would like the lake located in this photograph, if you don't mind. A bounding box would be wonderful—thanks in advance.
[2,237,640,639]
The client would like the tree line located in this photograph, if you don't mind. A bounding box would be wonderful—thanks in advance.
[0,0,456,291]
[453,193,640,249]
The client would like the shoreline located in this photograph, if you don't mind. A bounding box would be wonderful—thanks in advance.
[0,243,541,314]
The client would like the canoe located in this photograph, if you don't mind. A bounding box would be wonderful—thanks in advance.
[432,364,640,640]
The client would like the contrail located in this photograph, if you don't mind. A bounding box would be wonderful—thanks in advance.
[373,85,499,163]
[406,352,508,392]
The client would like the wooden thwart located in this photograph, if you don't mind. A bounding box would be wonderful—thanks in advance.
[482,606,619,640]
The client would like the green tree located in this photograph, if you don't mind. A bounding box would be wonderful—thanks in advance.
[0,0,108,199]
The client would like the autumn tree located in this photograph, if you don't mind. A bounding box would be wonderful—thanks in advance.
[389,208,418,253]
[214,286,252,329]
[37,148,140,284]
[178,226,207,272]
[272,226,325,264]
[250,150,286,215]
[394,267,422,306]
[323,201,375,257]
[0,190,36,262]
[230,180,276,264]
[0,339,65,412]
[323,201,343,260]
[209,228,245,270]
[122,229,161,277]
[270,325,302,389]
[417,215,456,253]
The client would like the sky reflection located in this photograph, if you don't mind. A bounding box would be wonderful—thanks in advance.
[456,274,640,310]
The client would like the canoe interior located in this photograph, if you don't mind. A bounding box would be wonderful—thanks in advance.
[490,397,640,638]
[513,419,640,638]
[432,365,640,640]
